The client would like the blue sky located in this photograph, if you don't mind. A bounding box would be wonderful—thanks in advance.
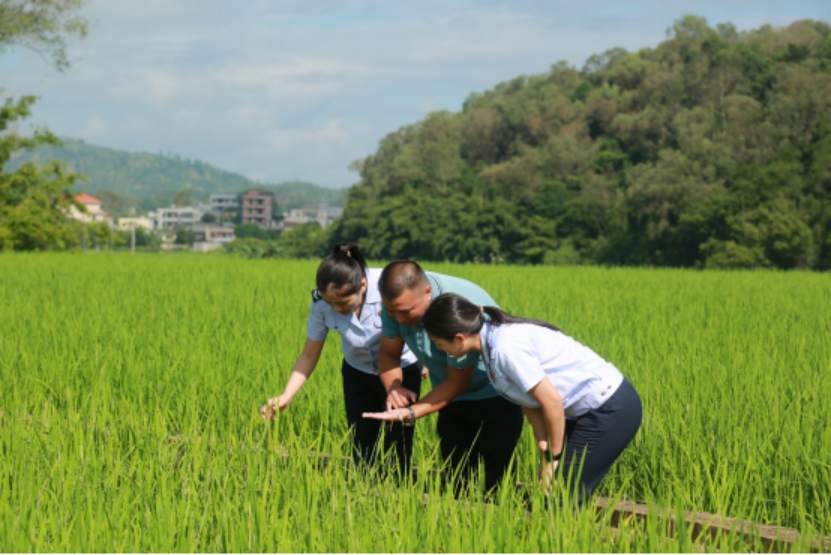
[1,1,828,188]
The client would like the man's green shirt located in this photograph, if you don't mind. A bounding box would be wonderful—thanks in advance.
[381,271,498,401]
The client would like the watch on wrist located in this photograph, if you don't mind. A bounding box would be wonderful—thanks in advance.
[403,406,416,427]
[544,449,562,462]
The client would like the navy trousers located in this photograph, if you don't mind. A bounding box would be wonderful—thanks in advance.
[437,395,524,493]
[559,378,642,504]
[341,360,423,475]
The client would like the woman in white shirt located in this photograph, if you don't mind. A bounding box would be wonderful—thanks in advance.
[366,292,641,502]
[261,244,421,475]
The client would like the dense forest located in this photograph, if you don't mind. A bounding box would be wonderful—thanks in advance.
[331,16,831,269]
[8,139,346,214]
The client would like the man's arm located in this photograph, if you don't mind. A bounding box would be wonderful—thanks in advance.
[364,366,472,421]
[378,335,417,409]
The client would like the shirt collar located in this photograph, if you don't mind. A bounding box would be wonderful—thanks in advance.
[480,320,495,368]
[426,272,442,297]
[364,268,382,305]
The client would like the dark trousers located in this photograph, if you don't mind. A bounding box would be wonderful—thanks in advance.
[559,378,642,504]
[436,395,524,493]
[342,360,423,475]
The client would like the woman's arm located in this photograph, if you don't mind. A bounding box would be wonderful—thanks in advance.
[261,338,325,419]
[363,367,473,421]
[526,378,566,490]
[528,378,565,456]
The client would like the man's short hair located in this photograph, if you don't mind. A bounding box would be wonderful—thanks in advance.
[379,260,428,301]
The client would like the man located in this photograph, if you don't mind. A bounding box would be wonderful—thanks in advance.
[371,260,523,493]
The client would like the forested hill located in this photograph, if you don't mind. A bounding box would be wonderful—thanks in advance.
[332,16,831,270]
[8,138,346,214]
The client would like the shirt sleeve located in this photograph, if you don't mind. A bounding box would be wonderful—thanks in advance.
[306,301,329,341]
[497,339,546,393]
[380,307,402,338]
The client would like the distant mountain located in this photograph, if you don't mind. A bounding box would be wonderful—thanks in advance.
[7,138,346,215]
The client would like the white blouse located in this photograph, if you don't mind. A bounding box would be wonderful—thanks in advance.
[480,321,623,417]
[307,268,417,374]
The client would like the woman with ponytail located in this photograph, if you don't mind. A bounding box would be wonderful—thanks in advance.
[260,244,422,475]
[365,292,641,503]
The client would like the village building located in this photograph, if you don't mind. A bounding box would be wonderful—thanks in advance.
[67,193,112,225]
[209,193,239,212]
[280,204,343,231]
[191,224,236,252]
[240,189,274,228]
[116,216,154,231]
[149,206,204,230]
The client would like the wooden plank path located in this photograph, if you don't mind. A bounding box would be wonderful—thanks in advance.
[594,497,831,552]
[270,446,831,552]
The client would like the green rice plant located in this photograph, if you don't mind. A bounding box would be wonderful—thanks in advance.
[0,252,828,551]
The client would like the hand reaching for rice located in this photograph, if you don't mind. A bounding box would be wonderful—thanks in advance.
[260,394,290,420]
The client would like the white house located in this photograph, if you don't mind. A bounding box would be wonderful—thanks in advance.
[192,223,235,252]
[209,193,239,212]
[67,193,112,225]
[116,216,154,231]
[149,206,204,230]
[281,204,343,231]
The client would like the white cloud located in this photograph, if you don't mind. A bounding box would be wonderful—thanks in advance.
[266,119,350,152]
[213,59,367,100]
[79,115,110,138]
[218,58,368,83]
[142,69,181,106]
[4,0,827,187]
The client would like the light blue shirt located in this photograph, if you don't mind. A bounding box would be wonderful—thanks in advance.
[381,271,498,401]
[307,268,418,374]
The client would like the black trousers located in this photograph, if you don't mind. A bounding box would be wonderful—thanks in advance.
[436,395,524,493]
[559,378,642,505]
[342,360,423,475]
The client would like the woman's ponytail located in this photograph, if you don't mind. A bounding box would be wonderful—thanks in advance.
[424,293,560,340]
[316,243,368,295]
[482,305,559,332]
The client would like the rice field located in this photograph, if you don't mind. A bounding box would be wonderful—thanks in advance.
[0,252,829,551]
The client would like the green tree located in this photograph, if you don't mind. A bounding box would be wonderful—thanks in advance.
[174,228,195,245]
[278,223,329,258]
[173,189,193,207]
[0,97,83,250]
[0,0,88,71]
[332,15,831,269]
[1,0,89,251]
[96,189,133,218]
[234,222,274,240]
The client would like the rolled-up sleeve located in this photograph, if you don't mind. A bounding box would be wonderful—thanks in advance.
[380,308,401,338]
[306,302,329,341]
[499,341,546,393]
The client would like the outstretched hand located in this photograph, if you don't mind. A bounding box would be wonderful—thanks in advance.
[362,408,410,422]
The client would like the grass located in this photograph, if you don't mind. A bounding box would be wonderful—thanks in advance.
[0,252,828,551]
